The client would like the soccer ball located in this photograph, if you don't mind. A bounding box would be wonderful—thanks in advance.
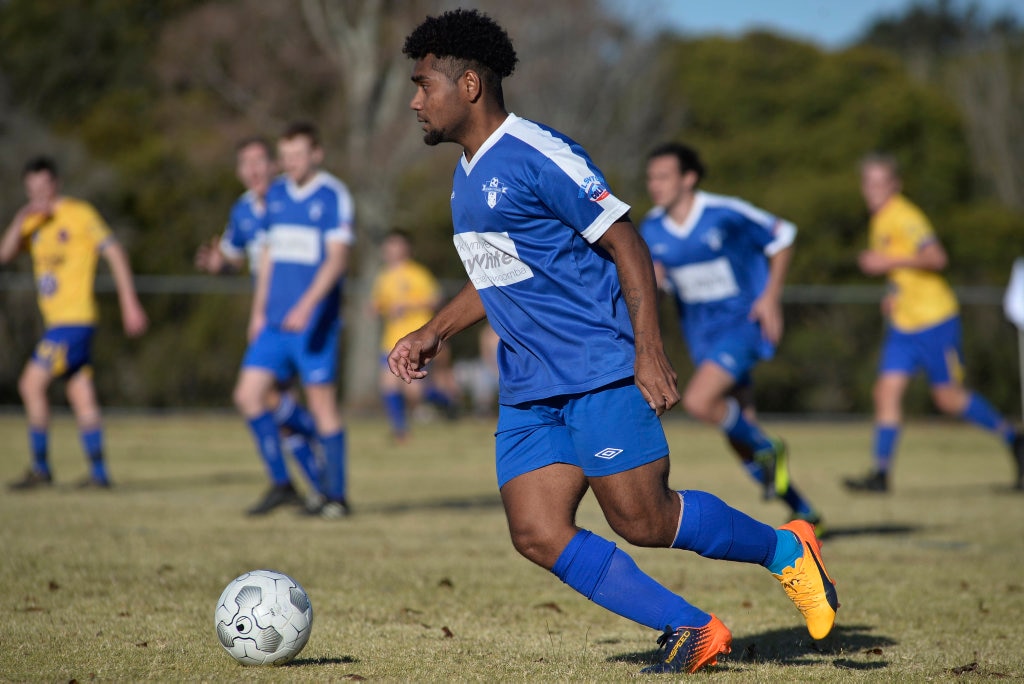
[214,569,314,665]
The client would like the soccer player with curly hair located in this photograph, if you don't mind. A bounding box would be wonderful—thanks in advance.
[389,9,839,674]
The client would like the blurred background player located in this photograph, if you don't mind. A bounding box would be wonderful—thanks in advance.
[641,142,823,530]
[369,228,454,442]
[453,322,501,418]
[195,137,325,514]
[1,156,148,489]
[233,121,354,519]
[844,153,1024,492]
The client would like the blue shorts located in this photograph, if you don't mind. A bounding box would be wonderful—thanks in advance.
[880,316,964,386]
[243,323,340,386]
[32,326,95,379]
[494,378,669,488]
[690,322,773,387]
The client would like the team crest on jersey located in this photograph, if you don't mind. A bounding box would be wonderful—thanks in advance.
[579,175,610,202]
[57,228,70,243]
[38,273,58,297]
[308,200,324,222]
[702,227,724,251]
[482,177,508,208]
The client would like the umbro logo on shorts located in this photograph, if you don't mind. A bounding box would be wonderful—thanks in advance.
[594,448,623,460]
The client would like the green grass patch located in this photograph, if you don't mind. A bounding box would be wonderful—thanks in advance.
[1,414,1022,681]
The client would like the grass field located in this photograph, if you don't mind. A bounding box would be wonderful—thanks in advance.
[1,412,1022,682]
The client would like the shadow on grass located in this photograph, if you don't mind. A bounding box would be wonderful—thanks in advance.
[285,655,357,666]
[819,522,922,540]
[110,470,264,492]
[362,493,504,515]
[609,623,895,672]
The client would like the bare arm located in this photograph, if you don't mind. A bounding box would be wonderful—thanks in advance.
[248,242,272,341]
[597,219,679,416]
[388,281,487,383]
[750,243,793,345]
[195,235,245,275]
[282,240,349,332]
[859,240,948,276]
[100,241,148,337]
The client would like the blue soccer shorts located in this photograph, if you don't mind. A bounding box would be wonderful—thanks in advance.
[879,315,964,386]
[690,320,773,387]
[242,322,340,386]
[494,377,669,488]
[32,326,95,379]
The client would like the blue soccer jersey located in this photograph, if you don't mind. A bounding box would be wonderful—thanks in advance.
[450,114,634,405]
[219,190,266,274]
[262,171,355,329]
[640,191,795,358]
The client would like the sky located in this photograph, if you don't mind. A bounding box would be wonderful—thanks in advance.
[608,0,1024,48]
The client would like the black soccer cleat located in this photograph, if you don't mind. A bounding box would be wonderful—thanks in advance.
[300,496,351,519]
[245,482,302,515]
[842,469,889,493]
[75,475,112,489]
[1012,432,1024,491]
[8,469,53,491]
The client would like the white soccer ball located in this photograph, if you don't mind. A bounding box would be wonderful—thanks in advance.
[214,569,314,665]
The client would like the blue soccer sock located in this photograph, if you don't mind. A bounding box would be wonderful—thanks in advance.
[382,392,407,436]
[766,529,803,575]
[284,434,323,494]
[273,394,317,438]
[781,482,815,516]
[320,430,347,501]
[671,490,777,565]
[873,424,900,473]
[246,412,290,486]
[720,398,773,454]
[961,393,1016,447]
[552,530,710,630]
[29,427,50,476]
[424,385,452,408]
[80,427,108,483]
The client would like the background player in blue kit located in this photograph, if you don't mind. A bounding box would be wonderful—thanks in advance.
[390,9,838,675]
[195,137,325,514]
[642,143,824,531]
[232,122,354,519]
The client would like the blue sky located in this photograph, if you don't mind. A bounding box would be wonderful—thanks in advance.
[607,0,1023,48]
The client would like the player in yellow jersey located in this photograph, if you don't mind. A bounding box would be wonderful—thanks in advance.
[0,156,148,489]
[370,229,453,441]
[844,153,1024,492]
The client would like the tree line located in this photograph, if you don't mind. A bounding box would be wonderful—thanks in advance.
[0,0,1020,414]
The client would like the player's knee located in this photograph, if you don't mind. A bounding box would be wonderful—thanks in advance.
[232,383,260,415]
[508,525,561,568]
[681,391,714,422]
[605,512,669,548]
[18,370,43,402]
[932,387,967,415]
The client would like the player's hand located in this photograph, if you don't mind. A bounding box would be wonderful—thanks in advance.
[634,347,679,416]
[388,327,441,383]
[247,311,266,343]
[858,250,891,276]
[122,299,149,337]
[195,237,225,274]
[282,301,313,332]
[750,295,783,344]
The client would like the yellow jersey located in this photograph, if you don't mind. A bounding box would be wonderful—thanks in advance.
[869,194,958,332]
[371,260,440,352]
[20,197,112,327]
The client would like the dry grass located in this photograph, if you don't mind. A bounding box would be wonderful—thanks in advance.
[1,413,1022,681]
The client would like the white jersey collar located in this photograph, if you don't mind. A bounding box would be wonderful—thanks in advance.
[460,113,518,175]
[286,170,328,202]
[663,190,707,238]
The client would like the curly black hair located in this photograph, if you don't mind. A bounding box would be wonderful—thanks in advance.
[403,8,518,83]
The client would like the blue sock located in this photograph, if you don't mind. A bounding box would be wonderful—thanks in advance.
[766,530,803,575]
[552,530,710,630]
[273,394,317,438]
[873,425,900,473]
[382,392,407,436]
[29,428,49,476]
[246,412,290,486]
[961,393,1016,446]
[81,428,108,482]
[320,430,347,501]
[781,483,814,516]
[424,386,451,408]
[284,434,323,494]
[672,490,776,565]
[721,398,773,453]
